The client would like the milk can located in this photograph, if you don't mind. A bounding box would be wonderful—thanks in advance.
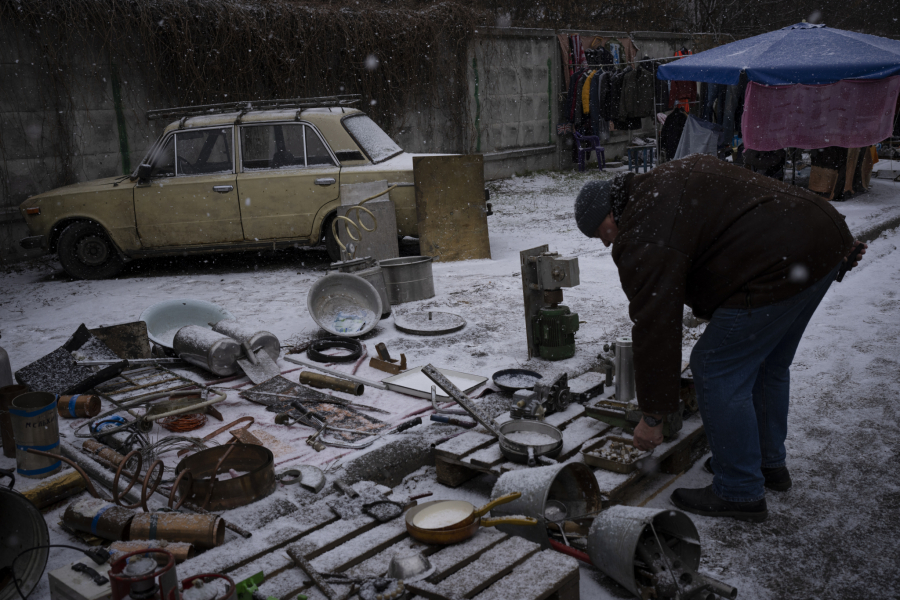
[211,320,280,361]
[10,391,61,478]
[172,326,242,376]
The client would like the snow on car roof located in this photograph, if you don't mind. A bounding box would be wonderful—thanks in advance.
[163,107,362,133]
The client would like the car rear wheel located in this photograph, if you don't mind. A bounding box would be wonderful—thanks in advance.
[57,221,126,280]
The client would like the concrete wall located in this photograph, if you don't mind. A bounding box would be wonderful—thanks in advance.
[0,25,693,262]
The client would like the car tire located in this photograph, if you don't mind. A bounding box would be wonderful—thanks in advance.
[57,221,126,280]
[323,214,341,263]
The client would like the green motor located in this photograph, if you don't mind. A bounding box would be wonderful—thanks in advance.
[532,305,580,360]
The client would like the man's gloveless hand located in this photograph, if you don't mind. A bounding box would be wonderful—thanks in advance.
[633,417,664,451]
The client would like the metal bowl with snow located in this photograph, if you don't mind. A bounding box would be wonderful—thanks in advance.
[498,419,563,466]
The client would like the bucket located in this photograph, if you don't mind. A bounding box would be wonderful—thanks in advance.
[63,497,136,541]
[0,384,29,458]
[57,394,101,419]
[0,486,50,600]
[614,337,636,402]
[10,391,61,478]
[211,320,280,362]
[378,256,435,305]
[130,512,225,550]
[489,462,602,548]
[586,506,701,598]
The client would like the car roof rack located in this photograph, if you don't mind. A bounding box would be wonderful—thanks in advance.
[147,94,362,121]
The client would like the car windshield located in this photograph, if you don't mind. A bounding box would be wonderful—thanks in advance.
[343,115,402,163]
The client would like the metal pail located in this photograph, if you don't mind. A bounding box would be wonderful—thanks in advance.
[586,505,701,598]
[10,391,61,478]
[0,384,29,458]
[378,256,435,305]
[0,486,50,600]
[489,462,602,548]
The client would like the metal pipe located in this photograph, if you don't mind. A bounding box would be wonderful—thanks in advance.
[284,356,387,389]
[299,371,364,396]
[694,573,738,599]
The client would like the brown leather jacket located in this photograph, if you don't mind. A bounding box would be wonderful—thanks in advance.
[611,154,853,415]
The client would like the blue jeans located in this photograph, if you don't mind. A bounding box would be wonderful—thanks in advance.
[691,262,841,502]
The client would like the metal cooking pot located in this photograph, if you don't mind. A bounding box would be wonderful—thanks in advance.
[498,419,563,466]
[378,256,435,305]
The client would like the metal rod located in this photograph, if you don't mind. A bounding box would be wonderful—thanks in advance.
[76,358,185,366]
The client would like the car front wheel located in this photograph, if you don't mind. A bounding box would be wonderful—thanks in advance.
[57,221,126,280]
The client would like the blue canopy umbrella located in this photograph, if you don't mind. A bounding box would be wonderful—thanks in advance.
[657,23,900,85]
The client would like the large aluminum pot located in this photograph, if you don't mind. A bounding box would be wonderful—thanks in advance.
[10,392,61,479]
[0,485,50,600]
[378,256,435,305]
[173,326,242,376]
[307,273,382,338]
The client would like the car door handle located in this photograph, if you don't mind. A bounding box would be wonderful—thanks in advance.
[314,178,336,186]
[213,185,234,193]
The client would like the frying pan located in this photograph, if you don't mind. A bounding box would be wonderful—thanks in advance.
[405,500,537,545]
[410,492,521,531]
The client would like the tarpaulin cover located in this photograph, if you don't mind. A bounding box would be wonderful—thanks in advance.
[674,115,720,159]
[657,23,900,85]
[742,76,900,150]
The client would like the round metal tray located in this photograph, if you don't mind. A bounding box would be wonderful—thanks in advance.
[393,311,466,336]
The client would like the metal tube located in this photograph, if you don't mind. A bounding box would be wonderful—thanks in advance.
[130,512,224,550]
[299,371,364,396]
[283,356,387,389]
[694,573,738,599]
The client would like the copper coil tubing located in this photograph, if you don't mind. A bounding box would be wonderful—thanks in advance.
[159,413,208,432]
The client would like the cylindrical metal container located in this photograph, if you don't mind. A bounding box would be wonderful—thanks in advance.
[129,512,225,550]
[586,506,701,599]
[10,391,61,478]
[378,256,435,305]
[489,462,602,548]
[0,485,50,600]
[211,320,280,362]
[109,541,195,564]
[299,371,364,396]
[614,337,636,403]
[82,439,127,469]
[63,497,136,541]
[173,326,242,376]
[0,384,29,458]
[57,394,102,419]
[332,257,392,317]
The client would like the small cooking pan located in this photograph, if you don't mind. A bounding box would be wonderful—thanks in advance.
[410,492,522,531]
[405,500,537,545]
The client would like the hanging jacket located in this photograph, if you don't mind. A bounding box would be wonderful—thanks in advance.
[574,72,589,125]
[567,68,586,122]
[609,70,626,121]
[589,71,609,142]
[621,67,655,118]
[582,71,597,114]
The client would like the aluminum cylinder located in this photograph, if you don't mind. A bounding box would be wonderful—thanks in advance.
[10,391,61,479]
[57,394,102,419]
[489,462,602,548]
[378,256,435,305]
[0,384,29,459]
[129,512,225,550]
[109,541,195,564]
[63,497,136,541]
[586,505,701,598]
[173,326,242,376]
[614,336,636,403]
[299,371,364,396]
[211,320,280,362]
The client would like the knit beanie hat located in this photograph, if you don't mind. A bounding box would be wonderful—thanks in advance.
[574,179,614,238]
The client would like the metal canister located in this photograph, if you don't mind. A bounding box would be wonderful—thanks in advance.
[129,512,225,550]
[109,540,195,564]
[10,391,61,478]
[378,256,435,305]
[63,497,136,541]
[614,337,636,403]
[211,320,280,361]
[172,326,242,376]
[57,394,101,419]
[0,384,29,458]
[331,256,392,317]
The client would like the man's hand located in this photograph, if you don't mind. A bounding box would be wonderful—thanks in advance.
[844,239,868,268]
[633,414,664,451]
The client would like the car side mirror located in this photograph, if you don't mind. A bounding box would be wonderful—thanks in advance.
[136,163,153,182]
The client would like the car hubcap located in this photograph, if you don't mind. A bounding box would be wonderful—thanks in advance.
[75,235,109,266]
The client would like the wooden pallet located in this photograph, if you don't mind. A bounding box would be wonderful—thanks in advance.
[175,482,578,600]
[433,398,705,503]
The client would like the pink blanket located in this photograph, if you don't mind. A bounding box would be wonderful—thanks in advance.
[742,76,900,150]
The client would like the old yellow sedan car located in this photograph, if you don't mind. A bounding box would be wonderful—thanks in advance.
[18,98,431,279]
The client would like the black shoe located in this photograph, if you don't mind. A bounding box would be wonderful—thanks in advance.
[703,457,792,492]
[671,485,768,522]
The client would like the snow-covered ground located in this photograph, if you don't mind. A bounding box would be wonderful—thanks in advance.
[2,161,899,599]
